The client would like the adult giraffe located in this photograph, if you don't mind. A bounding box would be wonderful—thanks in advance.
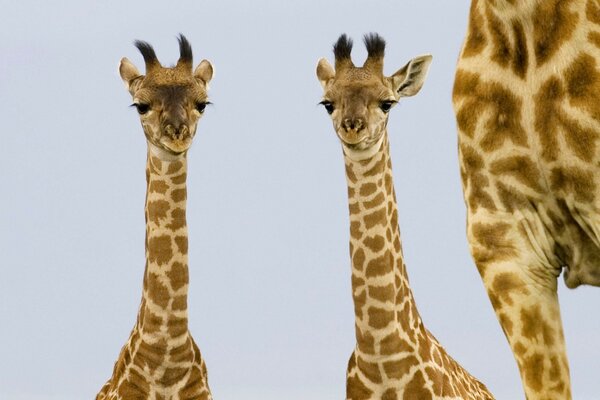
[453,1,600,398]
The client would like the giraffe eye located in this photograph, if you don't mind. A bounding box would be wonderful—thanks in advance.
[133,103,150,115]
[195,102,208,113]
[380,101,395,113]
[320,101,334,114]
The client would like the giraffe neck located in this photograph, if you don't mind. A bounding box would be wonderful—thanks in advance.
[138,149,191,348]
[343,133,424,359]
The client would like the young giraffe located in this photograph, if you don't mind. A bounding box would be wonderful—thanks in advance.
[317,33,494,400]
[97,35,214,400]
[453,1,600,398]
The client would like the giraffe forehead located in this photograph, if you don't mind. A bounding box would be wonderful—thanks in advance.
[328,69,392,100]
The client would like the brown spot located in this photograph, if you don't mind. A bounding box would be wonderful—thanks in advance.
[367,306,394,329]
[520,304,555,346]
[350,221,362,239]
[425,366,444,396]
[346,373,373,399]
[363,208,386,230]
[365,250,393,278]
[118,375,149,399]
[345,164,357,183]
[359,183,377,196]
[459,143,496,213]
[363,235,385,252]
[380,330,413,355]
[471,222,516,266]
[490,156,544,193]
[462,0,487,58]
[147,200,170,225]
[533,1,578,66]
[589,31,600,48]
[141,308,163,334]
[166,160,183,174]
[349,202,360,215]
[364,192,385,209]
[486,7,511,68]
[403,370,433,400]
[171,172,187,185]
[496,181,530,212]
[167,316,188,338]
[150,156,163,172]
[136,339,167,367]
[159,367,188,386]
[352,248,366,271]
[356,327,376,354]
[549,166,596,203]
[356,355,382,383]
[588,0,600,24]
[498,312,514,336]
[171,188,187,203]
[172,295,187,311]
[383,355,419,380]
[149,179,169,194]
[454,71,527,152]
[368,283,395,303]
[364,156,386,177]
[174,235,188,255]
[168,208,186,230]
[382,389,398,400]
[178,366,207,399]
[167,261,188,291]
[490,272,530,308]
[353,289,366,320]
[522,352,545,392]
[511,20,528,78]
[147,272,170,308]
[148,235,173,266]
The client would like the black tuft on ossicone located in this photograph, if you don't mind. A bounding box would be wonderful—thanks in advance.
[333,34,353,61]
[134,40,159,66]
[364,33,386,58]
[177,34,193,63]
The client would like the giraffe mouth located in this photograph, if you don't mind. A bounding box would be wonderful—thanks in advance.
[160,136,193,154]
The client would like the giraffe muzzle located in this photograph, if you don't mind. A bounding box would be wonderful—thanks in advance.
[160,124,193,153]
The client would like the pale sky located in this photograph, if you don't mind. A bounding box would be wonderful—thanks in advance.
[0,1,598,399]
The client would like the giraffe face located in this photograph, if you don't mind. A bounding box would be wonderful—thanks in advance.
[316,34,432,160]
[119,35,213,157]
[318,66,398,153]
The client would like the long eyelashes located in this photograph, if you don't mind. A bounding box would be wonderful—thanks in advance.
[131,103,150,115]
[379,100,396,113]
[319,100,334,114]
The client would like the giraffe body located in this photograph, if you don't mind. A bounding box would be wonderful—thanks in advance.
[97,36,213,400]
[454,1,600,398]
[318,33,494,400]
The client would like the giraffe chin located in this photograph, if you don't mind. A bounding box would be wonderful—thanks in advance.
[159,137,192,155]
[341,134,385,161]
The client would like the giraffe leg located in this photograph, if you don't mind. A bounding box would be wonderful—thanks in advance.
[468,215,571,400]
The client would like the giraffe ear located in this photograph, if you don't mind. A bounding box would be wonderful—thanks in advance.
[119,57,143,93]
[194,59,213,85]
[391,54,432,97]
[316,58,335,89]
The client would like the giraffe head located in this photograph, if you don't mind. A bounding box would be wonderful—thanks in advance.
[316,33,432,160]
[119,34,213,159]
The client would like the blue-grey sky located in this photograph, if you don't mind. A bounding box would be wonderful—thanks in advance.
[1,1,598,399]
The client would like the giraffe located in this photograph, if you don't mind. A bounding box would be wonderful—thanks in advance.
[453,1,600,398]
[316,33,494,400]
[97,35,214,400]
